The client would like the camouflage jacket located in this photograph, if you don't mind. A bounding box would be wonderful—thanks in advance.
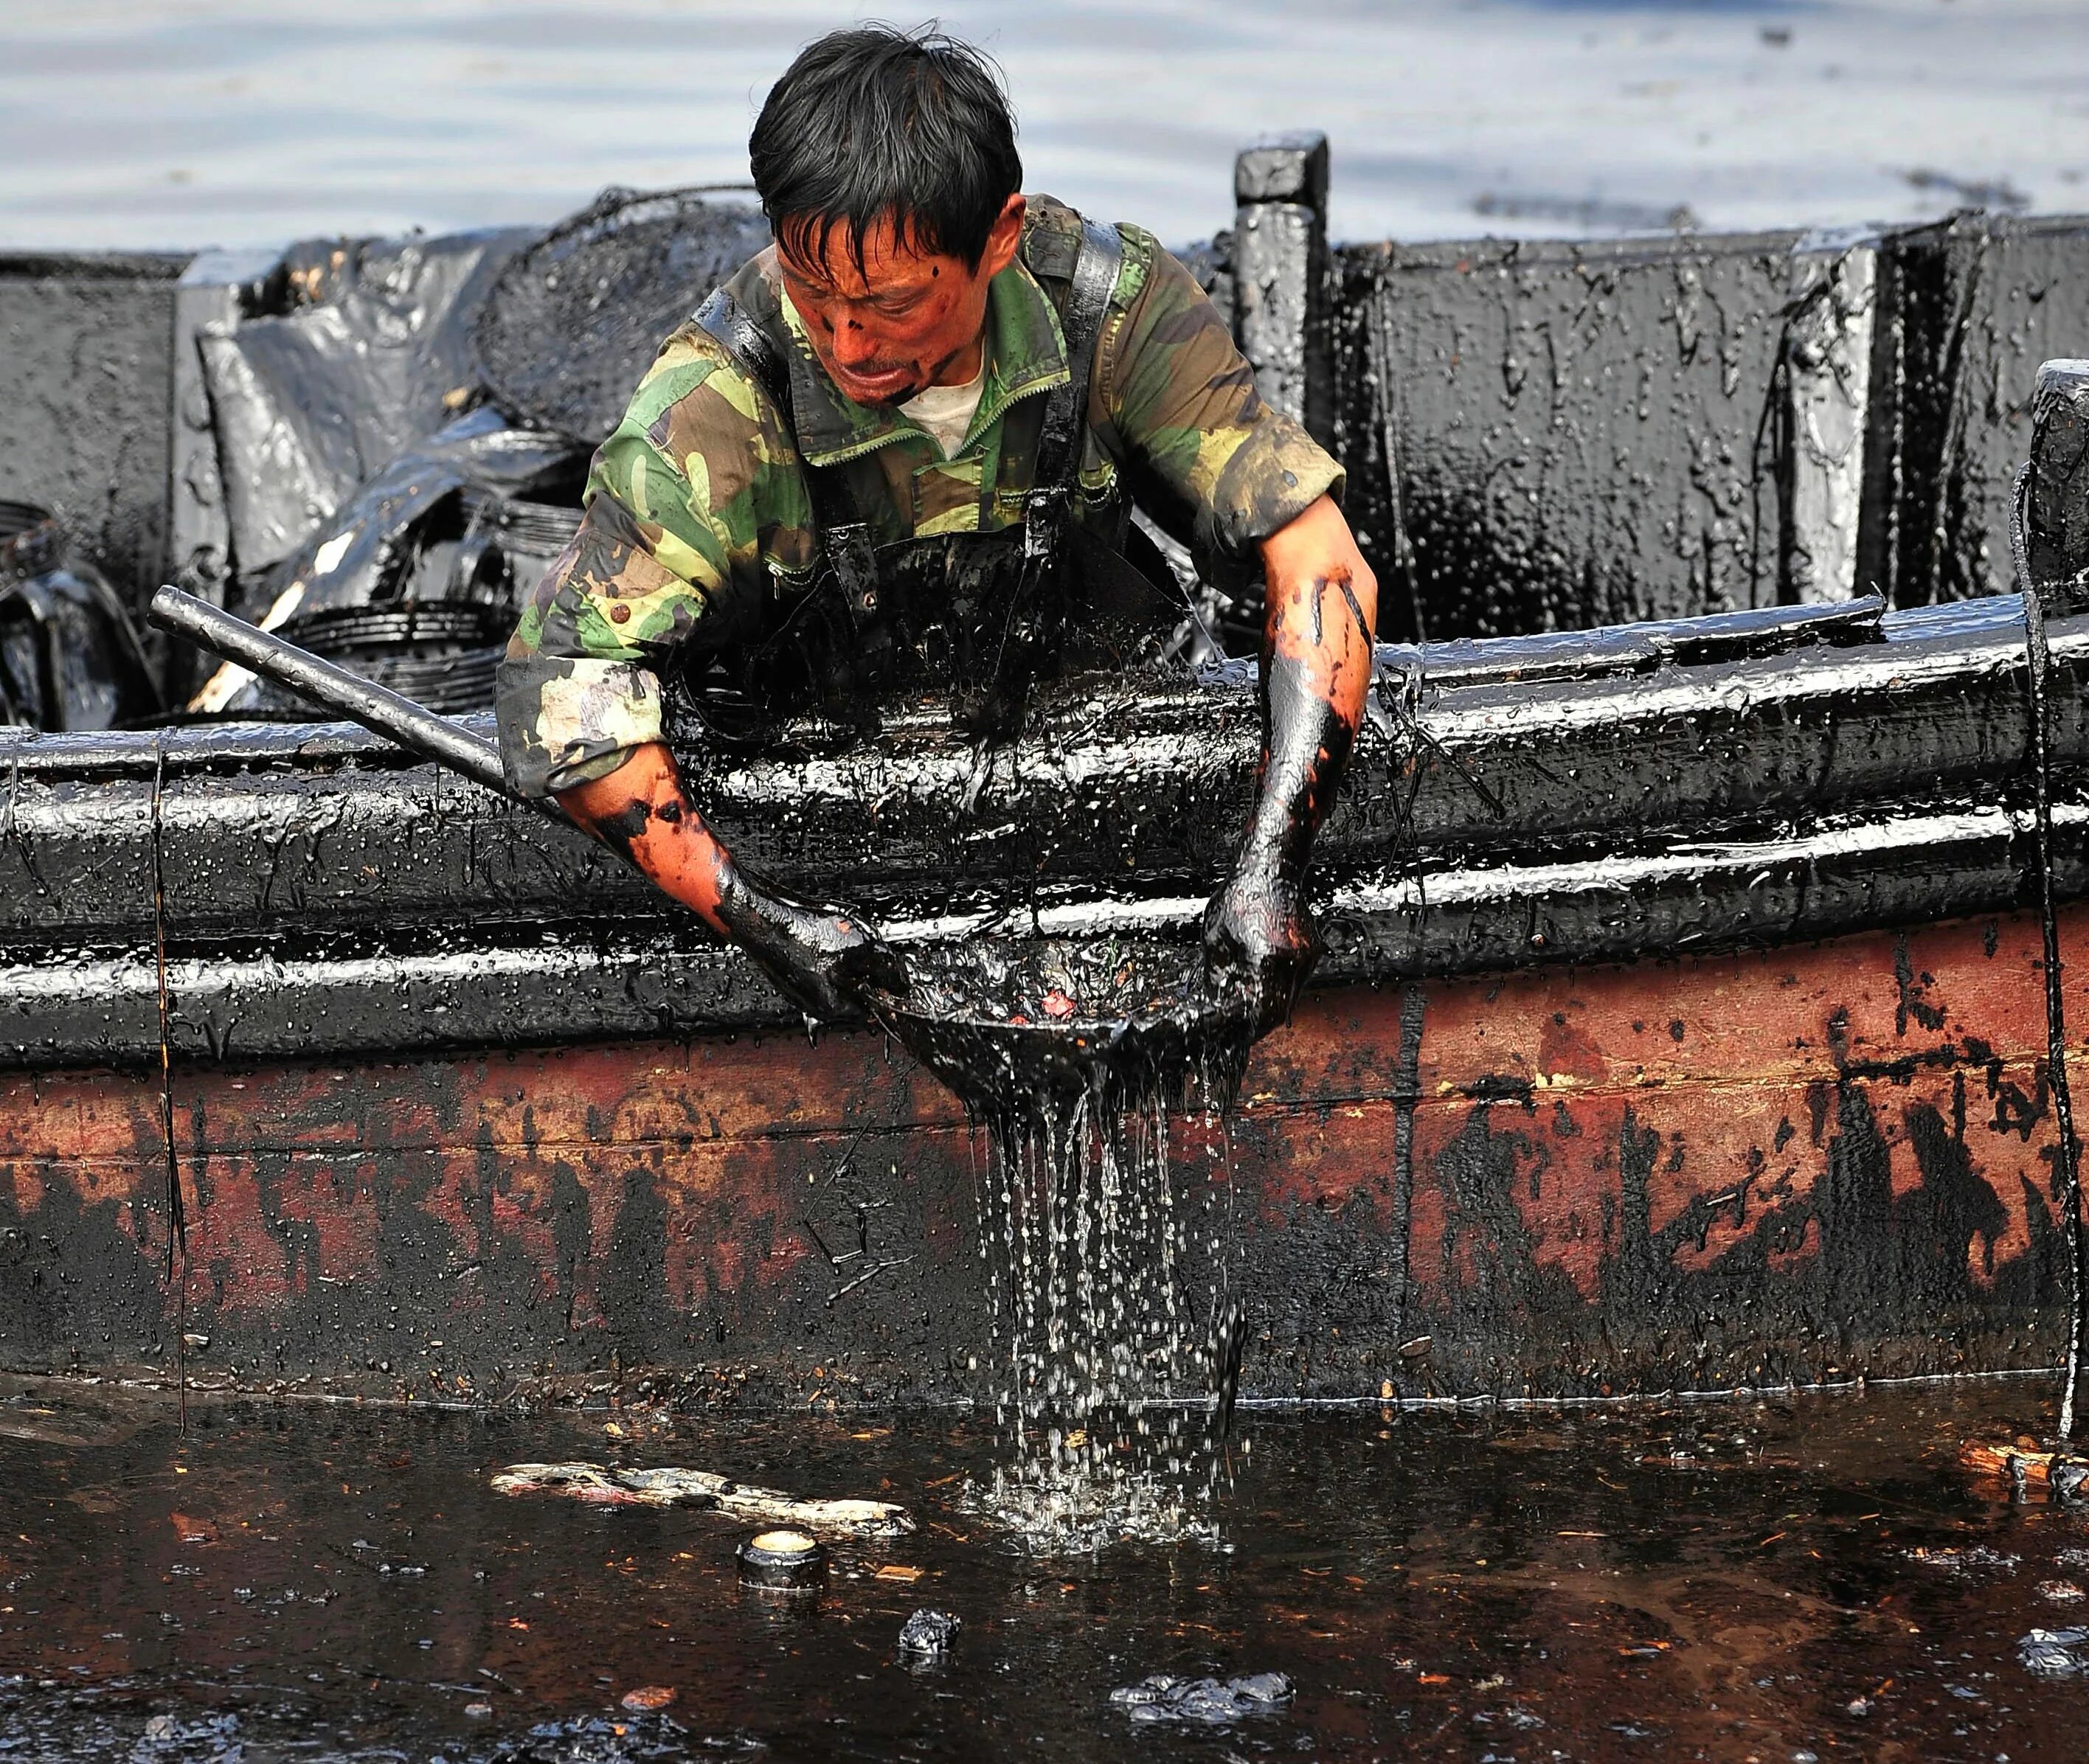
[496,195,1344,798]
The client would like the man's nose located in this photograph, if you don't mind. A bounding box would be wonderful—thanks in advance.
[829,313,882,367]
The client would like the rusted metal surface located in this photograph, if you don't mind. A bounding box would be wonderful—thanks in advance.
[6,903,2085,1404]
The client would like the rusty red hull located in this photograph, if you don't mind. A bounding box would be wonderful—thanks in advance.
[5,903,2085,1403]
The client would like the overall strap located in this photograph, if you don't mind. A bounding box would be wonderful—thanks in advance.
[693,287,790,414]
[1025,213,1124,560]
[692,287,879,615]
[956,212,1127,741]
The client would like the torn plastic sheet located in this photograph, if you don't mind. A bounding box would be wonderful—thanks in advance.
[199,226,538,585]
[189,409,580,717]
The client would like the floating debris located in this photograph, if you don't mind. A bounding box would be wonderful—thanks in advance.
[897,1608,961,1659]
[1961,1441,2089,1499]
[496,1712,729,1762]
[2020,1628,2089,1678]
[736,1529,827,1594]
[1903,1544,2023,1578]
[1109,1671,1295,1725]
[490,1462,912,1538]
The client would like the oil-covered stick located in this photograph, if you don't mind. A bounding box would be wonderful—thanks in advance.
[149,585,516,801]
[150,583,904,1024]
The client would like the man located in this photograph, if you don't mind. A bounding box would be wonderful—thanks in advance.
[496,26,1377,1034]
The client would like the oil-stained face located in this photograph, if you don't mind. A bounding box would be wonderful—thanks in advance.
[777,195,1025,407]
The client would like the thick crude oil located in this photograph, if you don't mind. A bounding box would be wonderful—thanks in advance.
[9,1375,2089,1760]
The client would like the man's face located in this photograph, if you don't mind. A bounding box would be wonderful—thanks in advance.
[777,195,1025,406]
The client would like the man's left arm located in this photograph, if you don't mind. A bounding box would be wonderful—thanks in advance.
[1098,230,1377,1030]
[1205,495,1377,1031]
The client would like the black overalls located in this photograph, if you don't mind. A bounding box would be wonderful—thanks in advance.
[673,215,1193,751]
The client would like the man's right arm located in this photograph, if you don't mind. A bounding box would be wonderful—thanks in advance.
[495,326,769,802]
[496,328,893,1019]
[557,743,890,1021]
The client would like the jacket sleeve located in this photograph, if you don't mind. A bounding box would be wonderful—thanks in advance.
[494,329,804,797]
[1097,226,1344,588]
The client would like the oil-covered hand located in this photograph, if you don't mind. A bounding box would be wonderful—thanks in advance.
[556,741,901,1024]
[1206,494,1377,1037]
[713,866,904,1023]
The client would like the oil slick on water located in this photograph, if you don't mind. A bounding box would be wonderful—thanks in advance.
[15,1378,2089,1760]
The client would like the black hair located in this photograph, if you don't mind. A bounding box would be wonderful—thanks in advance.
[749,24,1022,276]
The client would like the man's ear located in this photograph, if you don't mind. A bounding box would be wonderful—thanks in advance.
[977,194,1027,280]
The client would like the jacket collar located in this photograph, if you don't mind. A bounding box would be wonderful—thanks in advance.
[777,251,1070,468]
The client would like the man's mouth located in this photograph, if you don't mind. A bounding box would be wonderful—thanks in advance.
[832,362,919,403]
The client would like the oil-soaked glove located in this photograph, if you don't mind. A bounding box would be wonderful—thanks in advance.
[1202,633,1357,1038]
[1202,866,1320,1037]
[714,865,906,1024]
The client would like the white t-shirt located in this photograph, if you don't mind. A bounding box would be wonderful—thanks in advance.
[900,361,988,459]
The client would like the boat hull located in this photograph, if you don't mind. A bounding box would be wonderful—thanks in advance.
[7,902,2082,1404]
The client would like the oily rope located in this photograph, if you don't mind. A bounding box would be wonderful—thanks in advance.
[2009,459,2087,1440]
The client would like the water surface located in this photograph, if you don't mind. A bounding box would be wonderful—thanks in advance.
[2,1,2085,252]
[8,1374,2089,1758]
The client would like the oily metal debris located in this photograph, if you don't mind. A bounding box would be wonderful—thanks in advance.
[1109,1670,1295,1725]
[895,1608,960,1661]
[0,497,159,730]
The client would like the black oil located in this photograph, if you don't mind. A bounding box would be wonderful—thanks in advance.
[967,1086,1233,1552]
[864,937,1251,1549]
[867,935,1249,1122]
[12,1376,2089,1760]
